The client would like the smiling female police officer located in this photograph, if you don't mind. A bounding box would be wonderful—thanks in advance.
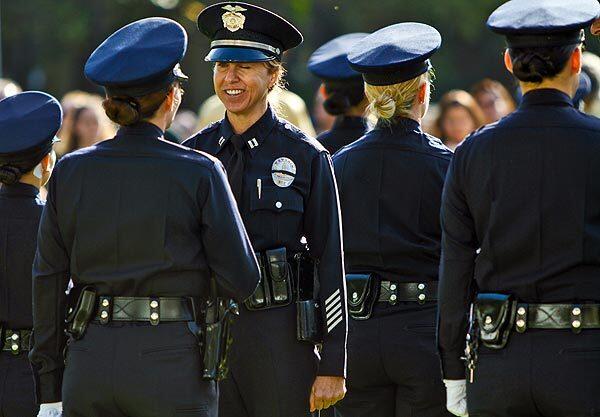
[184,3,347,416]
[0,92,60,417]
[437,1,600,416]
[332,23,453,417]
[30,17,260,417]
[308,33,369,155]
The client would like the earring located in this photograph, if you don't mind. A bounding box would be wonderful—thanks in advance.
[33,164,43,180]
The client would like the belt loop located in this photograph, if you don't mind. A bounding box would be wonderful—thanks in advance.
[417,283,427,305]
[571,304,582,334]
[99,296,112,325]
[515,304,527,333]
[149,297,160,326]
[6,330,20,355]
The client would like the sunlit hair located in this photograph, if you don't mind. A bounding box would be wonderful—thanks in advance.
[364,70,432,128]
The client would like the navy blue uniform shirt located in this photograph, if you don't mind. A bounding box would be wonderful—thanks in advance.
[30,122,260,403]
[184,106,347,376]
[438,89,600,379]
[0,183,44,330]
[333,118,451,314]
[317,116,366,155]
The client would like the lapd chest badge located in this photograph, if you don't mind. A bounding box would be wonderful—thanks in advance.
[222,5,247,32]
[271,157,296,188]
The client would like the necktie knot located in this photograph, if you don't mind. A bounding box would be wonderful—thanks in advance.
[230,134,246,152]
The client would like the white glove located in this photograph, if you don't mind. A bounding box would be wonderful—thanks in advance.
[444,379,468,417]
[37,402,63,417]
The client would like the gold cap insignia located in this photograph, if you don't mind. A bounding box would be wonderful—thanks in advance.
[222,5,247,32]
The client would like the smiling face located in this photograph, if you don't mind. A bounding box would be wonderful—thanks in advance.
[214,61,276,117]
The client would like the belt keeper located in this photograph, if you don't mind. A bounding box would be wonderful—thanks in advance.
[417,283,427,305]
[571,304,582,334]
[388,282,398,305]
[99,296,112,325]
[515,305,527,333]
[149,297,160,326]
[6,330,20,355]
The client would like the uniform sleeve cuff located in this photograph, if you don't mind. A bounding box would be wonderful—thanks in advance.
[317,343,346,377]
[441,353,466,380]
[35,370,63,404]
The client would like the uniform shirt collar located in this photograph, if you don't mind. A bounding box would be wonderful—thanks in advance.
[333,116,365,130]
[520,88,574,108]
[0,182,40,198]
[115,122,165,140]
[216,106,278,157]
[375,117,422,133]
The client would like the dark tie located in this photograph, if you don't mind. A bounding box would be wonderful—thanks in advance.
[225,134,246,202]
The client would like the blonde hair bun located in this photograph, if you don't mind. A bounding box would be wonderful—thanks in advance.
[371,92,396,120]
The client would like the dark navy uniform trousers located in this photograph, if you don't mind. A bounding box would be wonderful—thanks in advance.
[62,323,216,417]
[0,353,37,417]
[467,330,600,417]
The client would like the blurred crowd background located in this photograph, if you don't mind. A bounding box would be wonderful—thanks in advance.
[2,0,600,154]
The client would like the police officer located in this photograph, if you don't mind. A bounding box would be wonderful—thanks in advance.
[30,17,260,417]
[332,23,453,417]
[437,1,600,416]
[185,3,347,416]
[308,33,369,155]
[0,92,61,417]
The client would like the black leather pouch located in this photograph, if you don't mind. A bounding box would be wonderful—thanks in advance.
[296,299,323,344]
[346,274,378,320]
[245,252,272,310]
[65,286,97,340]
[266,248,292,306]
[475,293,516,349]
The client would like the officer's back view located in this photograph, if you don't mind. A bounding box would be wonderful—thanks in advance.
[437,0,600,416]
[30,18,260,417]
[0,92,61,417]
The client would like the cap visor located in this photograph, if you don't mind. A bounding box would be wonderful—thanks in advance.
[205,47,275,63]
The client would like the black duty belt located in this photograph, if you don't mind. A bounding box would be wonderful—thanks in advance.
[94,296,196,326]
[1,329,32,354]
[378,281,438,305]
[515,303,600,333]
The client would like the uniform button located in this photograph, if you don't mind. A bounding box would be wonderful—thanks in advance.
[572,307,581,316]
[418,283,426,290]
[100,311,109,319]
[150,300,159,309]
[352,292,358,300]
[418,294,426,301]
[390,294,397,302]
[516,319,526,328]
[11,333,19,341]
[485,315,493,325]
[101,299,110,307]
[275,201,282,209]
[150,312,159,321]
[390,284,397,291]
[572,320,582,328]
[11,344,18,351]
[517,307,526,316]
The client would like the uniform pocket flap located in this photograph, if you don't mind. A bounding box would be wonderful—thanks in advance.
[250,185,304,213]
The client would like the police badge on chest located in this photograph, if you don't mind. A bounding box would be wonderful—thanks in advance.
[271,157,296,188]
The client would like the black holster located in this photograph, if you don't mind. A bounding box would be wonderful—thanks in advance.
[346,273,378,320]
[474,293,516,349]
[245,247,293,310]
[295,252,323,344]
[202,279,239,381]
[65,286,97,341]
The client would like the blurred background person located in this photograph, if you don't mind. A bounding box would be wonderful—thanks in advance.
[312,89,336,135]
[433,89,485,151]
[196,87,316,137]
[471,78,516,123]
[0,79,22,100]
[56,92,115,157]
[308,33,369,155]
[164,109,198,143]
[574,72,592,110]
[582,51,600,116]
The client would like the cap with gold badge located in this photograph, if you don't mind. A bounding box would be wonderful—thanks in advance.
[197,2,303,62]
